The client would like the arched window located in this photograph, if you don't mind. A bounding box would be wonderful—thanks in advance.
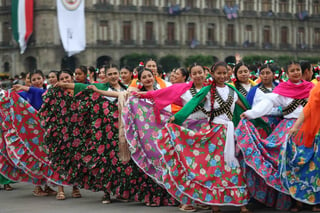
[24,56,37,73]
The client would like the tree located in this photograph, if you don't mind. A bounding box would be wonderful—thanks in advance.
[120,53,157,69]
[159,55,181,73]
[184,55,215,68]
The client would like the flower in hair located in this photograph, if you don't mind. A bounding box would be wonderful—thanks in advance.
[136,81,143,90]
[204,77,214,86]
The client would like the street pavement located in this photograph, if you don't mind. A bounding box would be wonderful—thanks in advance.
[0,183,314,213]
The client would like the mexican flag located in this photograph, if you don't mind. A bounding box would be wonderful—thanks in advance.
[12,0,34,54]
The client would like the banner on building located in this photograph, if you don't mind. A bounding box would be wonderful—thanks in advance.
[57,0,86,56]
[12,0,34,54]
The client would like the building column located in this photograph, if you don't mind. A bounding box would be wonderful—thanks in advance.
[201,19,206,45]
[291,0,295,14]
[273,0,277,13]
[116,19,121,44]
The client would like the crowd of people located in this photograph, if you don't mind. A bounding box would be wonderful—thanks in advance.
[0,57,320,213]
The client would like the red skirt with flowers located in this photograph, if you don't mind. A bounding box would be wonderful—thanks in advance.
[0,90,67,186]
[157,123,249,206]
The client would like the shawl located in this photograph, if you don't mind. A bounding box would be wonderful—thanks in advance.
[139,82,194,123]
[273,80,314,99]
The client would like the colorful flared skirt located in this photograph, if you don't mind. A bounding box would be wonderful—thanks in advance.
[157,122,249,206]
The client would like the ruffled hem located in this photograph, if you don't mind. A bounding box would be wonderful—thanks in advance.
[235,119,293,194]
[157,123,249,206]
[0,90,68,186]
[281,134,320,204]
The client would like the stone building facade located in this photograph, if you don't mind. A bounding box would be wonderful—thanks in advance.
[0,0,319,76]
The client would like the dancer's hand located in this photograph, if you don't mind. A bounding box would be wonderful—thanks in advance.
[240,112,248,119]
[288,126,299,137]
[12,84,28,92]
[168,116,175,123]
[87,85,98,92]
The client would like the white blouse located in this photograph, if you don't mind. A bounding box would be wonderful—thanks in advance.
[246,92,303,119]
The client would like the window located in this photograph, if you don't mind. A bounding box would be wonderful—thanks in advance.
[206,0,217,8]
[296,0,305,13]
[165,0,177,5]
[167,22,175,41]
[2,22,11,44]
[97,0,110,4]
[245,25,253,42]
[121,0,132,5]
[243,0,254,11]
[262,0,272,11]
[123,21,132,41]
[279,0,289,13]
[297,27,305,44]
[281,26,288,44]
[227,24,234,42]
[98,21,109,41]
[313,0,320,14]
[186,0,195,8]
[187,23,195,42]
[145,22,154,41]
[263,26,271,44]
[207,24,215,42]
[225,0,235,7]
[144,0,154,6]
[0,0,11,7]
[314,28,320,45]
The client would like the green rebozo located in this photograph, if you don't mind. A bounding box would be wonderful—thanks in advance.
[173,83,271,135]
[74,82,128,96]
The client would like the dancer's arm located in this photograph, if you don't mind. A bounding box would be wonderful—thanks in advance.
[54,82,75,89]
[87,85,119,97]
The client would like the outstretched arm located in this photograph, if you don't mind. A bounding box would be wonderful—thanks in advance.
[87,85,119,97]
[54,82,75,90]
[12,84,30,92]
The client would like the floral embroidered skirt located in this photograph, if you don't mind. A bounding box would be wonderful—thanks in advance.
[123,97,206,184]
[40,88,176,206]
[281,132,320,204]
[157,122,249,206]
[0,90,67,186]
[235,118,293,209]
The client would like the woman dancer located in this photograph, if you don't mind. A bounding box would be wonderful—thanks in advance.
[237,61,314,210]
[156,62,259,213]
[230,62,256,97]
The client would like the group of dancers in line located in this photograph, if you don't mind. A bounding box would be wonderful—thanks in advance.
[0,58,320,213]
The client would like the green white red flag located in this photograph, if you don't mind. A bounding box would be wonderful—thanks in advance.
[12,0,34,54]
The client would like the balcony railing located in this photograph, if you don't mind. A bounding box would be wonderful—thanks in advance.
[241,10,258,17]
[203,8,221,15]
[225,41,237,47]
[206,40,218,46]
[277,12,293,18]
[164,40,179,45]
[260,11,275,17]
[140,6,158,12]
[120,40,135,45]
[93,3,114,10]
[118,5,137,11]
[296,43,308,49]
[97,40,112,45]
[0,41,11,46]
[143,40,157,45]
[262,42,273,49]
[279,43,291,49]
